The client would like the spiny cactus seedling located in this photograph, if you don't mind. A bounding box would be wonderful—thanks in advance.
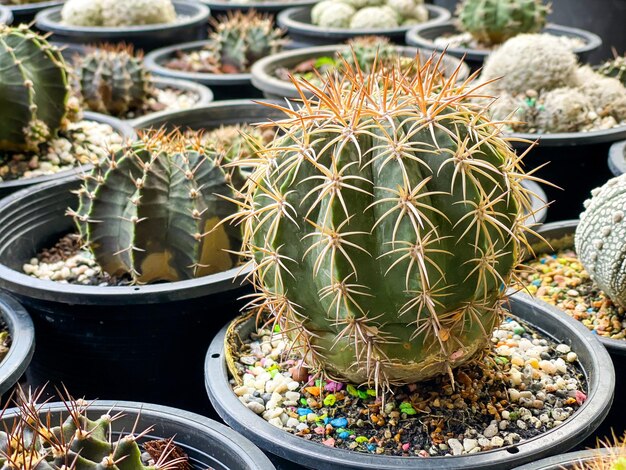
[0,386,190,470]
[74,44,155,117]
[0,25,70,152]
[230,54,537,391]
[456,0,550,46]
[576,174,626,309]
[598,54,626,88]
[70,130,242,284]
[61,0,177,27]
[570,433,626,470]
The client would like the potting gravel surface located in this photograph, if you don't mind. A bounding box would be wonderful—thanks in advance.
[230,316,586,456]
[120,87,200,120]
[521,248,626,340]
[433,32,585,52]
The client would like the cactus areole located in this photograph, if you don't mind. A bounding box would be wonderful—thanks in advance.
[234,56,535,390]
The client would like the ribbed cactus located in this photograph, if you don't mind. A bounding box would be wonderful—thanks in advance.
[71,130,241,284]
[232,56,534,389]
[0,25,70,152]
[75,45,154,117]
[576,174,626,309]
[339,36,398,71]
[457,0,550,45]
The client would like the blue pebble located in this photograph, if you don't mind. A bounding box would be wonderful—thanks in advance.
[338,432,350,439]
[297,408,312,416]
[367,444,376,452]
[330,417,348,428]
[540,259,546,264]
[587,308,594,312]
[532,279,541,286]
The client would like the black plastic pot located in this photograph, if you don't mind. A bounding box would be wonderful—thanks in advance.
[4,0,60,25]
[144,40,262,100]
[0,5,12,25]
[0,294,34,397]
[0,400,275,470]
[276,4,450,47]
[0,111,136,201]
[0,175,251,416]
[608,139,626,176]
[523,220,626,449]
[250,44,470,100]
[405,21,602,72]
[199,0,316,15]
[35,1,210,52]
[205,293,614,470]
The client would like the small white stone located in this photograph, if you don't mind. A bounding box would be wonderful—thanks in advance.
[463,439,478,452]
[556,344,571,354]
[448,438,463,456]
[285,417,300,428]
[566,352,578,362]
[491,436,504,448]
[246,402,265,414]
[268,417,283,428]
[483,423,498,438]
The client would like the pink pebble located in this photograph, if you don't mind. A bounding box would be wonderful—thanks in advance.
[322,438,336,447]
[325,381,343,392]
[418,450,429,457]
[402,443,410,452]
[314,426,326,435]
[575,390,587,405]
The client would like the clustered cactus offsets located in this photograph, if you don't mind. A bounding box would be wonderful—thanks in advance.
[230,54,539,391]
[165,11,284,74]
[0,386,191,469]
[480,34,626,134]
[61,0,177,27]
[70,130,242,284]
[311,0,428,29]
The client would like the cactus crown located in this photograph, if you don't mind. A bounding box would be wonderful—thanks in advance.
[457,0,550,46]
[0,386,187,470]
[70,129,242,284]
[339,36,398,71]
[0,25,70,152]
[74,44,154,117]
[229,54,537,392]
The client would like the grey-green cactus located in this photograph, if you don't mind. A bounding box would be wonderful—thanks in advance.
[0,25,70,152]
[576,175,626,309]
[71,130,241,284]
[61,0,177,27]
[349,5,399,28]
[457,0,550,45]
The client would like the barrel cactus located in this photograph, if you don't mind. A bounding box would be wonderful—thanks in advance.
[75,45,154,117]
[234,57,534,389]
[457,0,550,45]
[576,174,626,309]
[71,131,241,284]
[0,25,70,152]
[61,0,177,26]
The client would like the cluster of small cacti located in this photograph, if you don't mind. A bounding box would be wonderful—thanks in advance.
[0,386,190,469]
[311,0,428,29]
[456,0,550,45]
[61,0,177,27]
[232,55,535,390]
[598,55,626,87]
[575,174,626,310]
[73,45,155,117]
[70,130,242,284]
[480,34,626,133]
[165,11,284,74]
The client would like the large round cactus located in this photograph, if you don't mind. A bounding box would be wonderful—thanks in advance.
[576,174,626,308]
[457,0,550,45]
[0,25,69,151]
[234,57,535,389]
[72,131,241,284]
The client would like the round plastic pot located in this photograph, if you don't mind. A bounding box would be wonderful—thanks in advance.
[0,5,12,25]
[0,400,275,470]
[4,0,60,24]
[144,40,262,100]
[0,293,34,397]
[0,111,136,201]
[405,21,602,72]
[250,44,470,100]
[513,448,612,470]
[608,139,626,177]
[205,293,614,470]
[276,4,451,47]
[199,0,316,15]
[35,1,210,52]
[0,175,251,415]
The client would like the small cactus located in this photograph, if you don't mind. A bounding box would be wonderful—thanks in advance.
[598,55,626,87]
[312,0,426,29]
[576,174,626,309]
[61,0,177,27]
[457,0,550,46]
[74,44,154,117]
[71,130,242,284]
[339,36,398,70]
[349,5,399,29]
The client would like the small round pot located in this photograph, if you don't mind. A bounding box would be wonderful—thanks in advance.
[0,111,136,201]
[35,1,210,52]
[608,139,626,176]
[144,40,262,100]
[0,5,13,25]
[1,401,275,470]
[0,293,34,397]
[4,0,60,24]
[199,0,317,15]
[0,175,251,415]
[276,4,451,47]
[205,293,614,470]
[405,21,602,72]
[514,448,612,470]
[250,44,470,100]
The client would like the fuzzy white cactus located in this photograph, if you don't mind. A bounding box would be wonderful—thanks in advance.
[61,0,177,27]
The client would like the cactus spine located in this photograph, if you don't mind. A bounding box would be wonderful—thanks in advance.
[71,131,241,284]
[232,56,535,390]
[457,0,550,45]
[0,25,69,151]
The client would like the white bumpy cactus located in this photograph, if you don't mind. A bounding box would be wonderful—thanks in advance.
[576,175,626,308]
[62,0,177,26]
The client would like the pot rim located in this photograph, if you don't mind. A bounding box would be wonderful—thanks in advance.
[5,0,61,16]
[0,293,34,396]
[198,0,317,13]
[608,139,626,177]
[0,5,12,24]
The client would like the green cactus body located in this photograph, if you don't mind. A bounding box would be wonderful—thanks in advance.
[339,36,398,71]
[457,0,550,45]
[575,174,626,309]
[76,46,154,117]
[0,25,69,151]
[73,132,241,283]
[236,59,532,388]
[598,56,626,87]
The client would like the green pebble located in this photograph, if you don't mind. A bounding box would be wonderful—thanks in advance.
[356,436,368,444]
[323,394,337,406]
[513,326,525,335]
